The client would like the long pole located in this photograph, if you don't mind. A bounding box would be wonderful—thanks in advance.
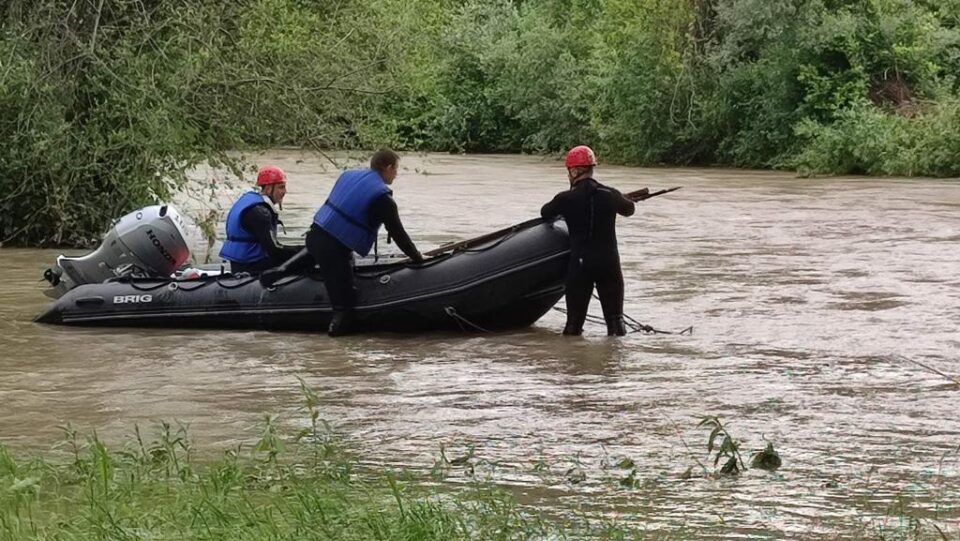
[422,186,681,257]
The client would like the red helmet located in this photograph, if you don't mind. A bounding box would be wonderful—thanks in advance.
[256,165,286,186]
[564,145,598,168]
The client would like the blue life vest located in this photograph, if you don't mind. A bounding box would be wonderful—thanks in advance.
[219,191,277,263]
[313,169,391,256]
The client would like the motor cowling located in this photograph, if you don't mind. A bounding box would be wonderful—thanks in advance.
[43,205,192,298]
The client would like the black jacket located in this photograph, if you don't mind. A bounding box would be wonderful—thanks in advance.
[239,204,301,265]
[368,194,421,261]
[540,177,635,260]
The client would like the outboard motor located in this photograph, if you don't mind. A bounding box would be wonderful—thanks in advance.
[42,204,192,299]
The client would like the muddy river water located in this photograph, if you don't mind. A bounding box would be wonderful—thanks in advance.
[1,152,958,538]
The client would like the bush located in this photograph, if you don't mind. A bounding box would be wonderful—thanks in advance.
[0,2,231,246]
[4,0,960,247]
[0,0,425,246]
[789,99,960,176]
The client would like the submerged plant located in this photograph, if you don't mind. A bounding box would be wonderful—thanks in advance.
[564,452,587,485]
[432,443,478,480]
[530,451,551,474]
[698,416,747,476]
[750,441,783,472]
[696,417,785,478]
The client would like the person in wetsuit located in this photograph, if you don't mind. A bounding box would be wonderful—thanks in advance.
[219,165,302,275]
[307,148,424,336]
[541,145,635,336]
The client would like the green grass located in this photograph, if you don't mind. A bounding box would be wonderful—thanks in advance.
[2,391,954,540]
[0,394,644,541]
[0,376,643,540]
[0,423,554,540]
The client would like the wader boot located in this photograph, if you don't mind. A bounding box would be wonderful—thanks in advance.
[562,323,583,336]
[328,310,354,337]
[606,315,627,337]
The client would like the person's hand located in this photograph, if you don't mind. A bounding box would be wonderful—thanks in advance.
[260,269,282,287]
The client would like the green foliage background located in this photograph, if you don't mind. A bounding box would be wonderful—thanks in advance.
[2,0,959,246]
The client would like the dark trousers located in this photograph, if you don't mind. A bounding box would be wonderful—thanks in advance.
[563,254,625,335]
[305,225,357,310]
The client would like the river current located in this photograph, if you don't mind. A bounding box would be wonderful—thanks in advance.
[1,152,958,538]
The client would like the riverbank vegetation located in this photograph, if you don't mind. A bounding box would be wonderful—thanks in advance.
[3,0,960,245]
[0,413,953,539]
[0,423,620,540]
[0,379,639,540]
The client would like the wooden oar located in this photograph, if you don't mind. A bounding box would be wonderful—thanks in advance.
[422,186,681,257]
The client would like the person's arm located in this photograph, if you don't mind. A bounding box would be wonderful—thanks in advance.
[611,188,636,217]
[540,192,565,219]
[240,205,301,262]
[371,195,423,263]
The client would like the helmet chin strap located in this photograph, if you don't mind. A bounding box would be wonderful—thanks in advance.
[568,168,592,186]
[263,186,282,211]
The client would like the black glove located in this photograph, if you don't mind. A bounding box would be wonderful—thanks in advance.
[260,269,282,288]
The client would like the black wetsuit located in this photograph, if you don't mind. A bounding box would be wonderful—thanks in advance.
[541,177,635,335]
[230,204,302,274]
[306,193,422,334]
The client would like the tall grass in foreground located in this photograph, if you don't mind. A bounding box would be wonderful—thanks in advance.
[0,381,954,540]
[0,378,639,540]
[0,418,641,541]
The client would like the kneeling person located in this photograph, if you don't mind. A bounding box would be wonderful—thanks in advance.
[220,165,301,275]
[308,149,424,336]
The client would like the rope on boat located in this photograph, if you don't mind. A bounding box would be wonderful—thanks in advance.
[166,280,210,292]
[215,274,261,289]
[896,355,960,388]
[358,253,449,278]
[124,280,173,292]
[442,303,691,336]
[595,292,693,335]
[551,305,693,335]
[444,306,492,333]
[361,229,525,280]
[624,312,693,335]
[458,230,519,254]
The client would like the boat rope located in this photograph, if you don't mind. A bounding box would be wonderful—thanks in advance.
[167,280,210,292]
[123,280,173,292]
[358,231,524,280]
[624,311,693,335]
[264,274,309,288]
[358,255,447,278]
[215,274,261,289]
[107,274,210,292]
[444,306,492,333]
[596,292,693,334]
[551,305,692,335]
[896,355,960,388]
[459,230,519,253]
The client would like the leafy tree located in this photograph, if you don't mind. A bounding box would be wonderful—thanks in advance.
[3,0,960,247]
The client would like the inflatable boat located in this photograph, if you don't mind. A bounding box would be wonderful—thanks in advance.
[35,205,571,332]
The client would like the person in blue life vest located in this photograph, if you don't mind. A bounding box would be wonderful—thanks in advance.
[308,148,424,336]
[541,145,636,337]
[219,165,302,275]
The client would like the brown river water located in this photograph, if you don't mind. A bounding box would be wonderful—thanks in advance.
[1,152,959,538]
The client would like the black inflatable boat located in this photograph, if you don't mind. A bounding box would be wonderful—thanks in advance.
[35,217,571,332]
